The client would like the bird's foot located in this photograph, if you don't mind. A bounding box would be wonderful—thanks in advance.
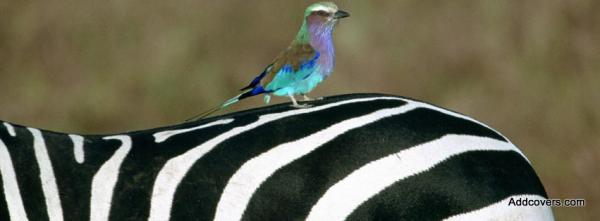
[302,95,323,101]
[290,103,313,108]
[289,94,313,108]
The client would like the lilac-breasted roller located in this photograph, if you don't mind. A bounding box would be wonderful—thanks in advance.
[189,2,349,120]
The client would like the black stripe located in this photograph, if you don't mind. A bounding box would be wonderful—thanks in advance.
[108,116,255,220]
[3,129,47,220]
[347,151,547,221]
[1,123,11,138]
[43,133,117,221]
[241,107,506,220]
[169,99,407,220]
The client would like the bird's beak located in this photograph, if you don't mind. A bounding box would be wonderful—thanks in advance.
[334,10,350,19]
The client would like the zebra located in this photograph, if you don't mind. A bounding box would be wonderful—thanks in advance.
[0,93,554,220]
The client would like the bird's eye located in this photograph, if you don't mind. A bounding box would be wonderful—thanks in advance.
[316,10,329,16]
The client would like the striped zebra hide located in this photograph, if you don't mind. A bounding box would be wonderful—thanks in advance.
[0,93,554,221]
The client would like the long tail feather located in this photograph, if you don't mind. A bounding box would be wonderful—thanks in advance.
[185,88,255,122]
[184,106,222,122]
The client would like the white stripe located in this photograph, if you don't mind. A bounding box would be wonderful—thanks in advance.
[90,135,132,221]
[153,119,234,143]
[214,102,420,221]
[3,122,16,137]
[401,100,528,162]
[148,96,403,221]
[306,135,523,221]
[28,128,64,221]
[443,194,555,221]
[69,135,85,164]
[0,138,29,221]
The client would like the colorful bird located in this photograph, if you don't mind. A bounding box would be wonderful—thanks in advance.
[189,2,349,120]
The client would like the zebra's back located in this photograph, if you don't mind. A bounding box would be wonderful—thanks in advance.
[0,93,554,220]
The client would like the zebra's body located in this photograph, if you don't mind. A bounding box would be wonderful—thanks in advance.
[0,94,554,221]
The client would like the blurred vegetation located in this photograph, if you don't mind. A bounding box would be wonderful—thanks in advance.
[0,0,598,219]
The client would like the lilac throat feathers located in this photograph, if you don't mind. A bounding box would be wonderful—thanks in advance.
[299,17,336,75]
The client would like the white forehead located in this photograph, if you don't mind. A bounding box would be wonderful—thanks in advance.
[307,2,338,13]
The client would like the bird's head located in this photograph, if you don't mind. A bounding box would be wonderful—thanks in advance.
[295,2,349,46]
[304,2,350,26]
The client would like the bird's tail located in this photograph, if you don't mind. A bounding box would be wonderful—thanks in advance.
[185,86,265,121]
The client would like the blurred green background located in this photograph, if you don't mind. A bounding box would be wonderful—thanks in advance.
[0,0,598,219]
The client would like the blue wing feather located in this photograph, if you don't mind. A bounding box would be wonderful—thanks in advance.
[240,65,271,91]
[238,43,319,98]
[265,51,320,91]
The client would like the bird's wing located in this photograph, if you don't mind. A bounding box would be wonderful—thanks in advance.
[240,43,318,91]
